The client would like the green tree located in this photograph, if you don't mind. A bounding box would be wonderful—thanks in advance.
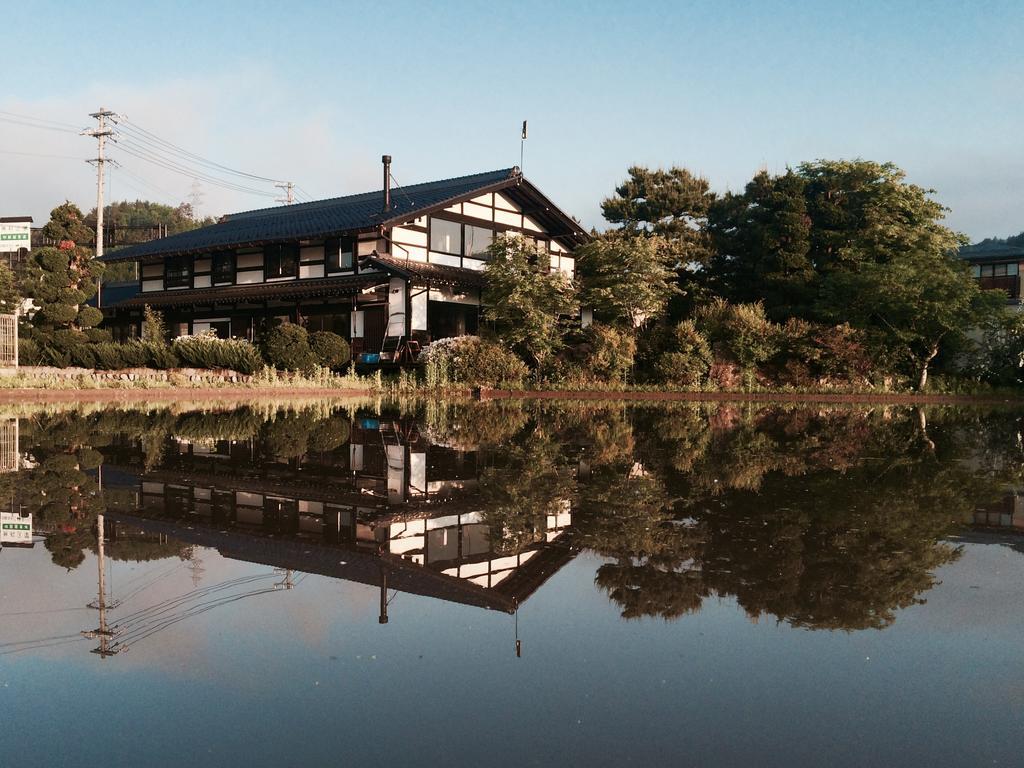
[601,165,715,246]
[41,201,94,247]
[706,169,814,318]
[482,233,576,369]
[819,248,1003,389]
[18,240,105,364]
[576,232,679,329]
[0,262,22,314]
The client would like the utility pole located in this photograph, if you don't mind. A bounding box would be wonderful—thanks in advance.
[82,108,118,259]
[274,181,295,205]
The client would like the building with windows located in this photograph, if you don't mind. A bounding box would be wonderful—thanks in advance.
[960,241,1024,305]
[99,162,589,361]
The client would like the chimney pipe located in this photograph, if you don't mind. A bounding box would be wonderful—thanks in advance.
[382,154,392,212]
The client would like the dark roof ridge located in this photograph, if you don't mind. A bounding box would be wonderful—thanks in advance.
[226,167,519,222]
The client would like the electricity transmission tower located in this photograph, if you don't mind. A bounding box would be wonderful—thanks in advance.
[188,180,205,218]
[274,181,295,204]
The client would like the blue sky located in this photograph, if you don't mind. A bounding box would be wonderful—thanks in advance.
[2,0,1021,239]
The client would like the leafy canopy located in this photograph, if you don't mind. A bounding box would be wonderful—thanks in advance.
[576,232,679,329]
[482,233,577,368]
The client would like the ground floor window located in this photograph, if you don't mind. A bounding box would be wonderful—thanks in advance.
[305,312,351,339]
[427,301,478,340]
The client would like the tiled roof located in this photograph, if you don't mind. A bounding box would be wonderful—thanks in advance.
[959,242,1024,262]
[113,273,380,308]
[95,280,141,308]
[102,168,521,263]
[368,254,487,288]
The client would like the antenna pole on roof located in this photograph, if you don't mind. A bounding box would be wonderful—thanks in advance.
[520,120,527,175]
[274,181,295,205]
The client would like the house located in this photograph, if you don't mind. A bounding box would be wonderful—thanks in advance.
[960,241,1024,305]
[99,160,589,362]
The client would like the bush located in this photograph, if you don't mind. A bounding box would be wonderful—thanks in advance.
[654,320,713,386]
[84,328,112,344]
[19,337,41,365]
[92,343,125,370]
[420,336,528,387]
[77,306,104,328]
[309,331,350,369]
[694,298,780,370]
[578,325,635,383]
[142,305,168,344]
[143,341,180,369]
[773,319,874,387]
[260,323,316,371]
[174,332,264,375]
[69,343,97,369]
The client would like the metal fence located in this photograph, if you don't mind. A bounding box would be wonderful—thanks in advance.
[0,314,17,367]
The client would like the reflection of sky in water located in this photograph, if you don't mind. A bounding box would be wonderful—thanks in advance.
[2,543,1023,767]
[1,402,1023,766]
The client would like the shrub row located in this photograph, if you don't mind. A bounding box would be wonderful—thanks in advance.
[20,324,352,377]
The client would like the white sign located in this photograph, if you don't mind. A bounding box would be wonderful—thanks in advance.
[0,512,32,545]
[0,222,30,254]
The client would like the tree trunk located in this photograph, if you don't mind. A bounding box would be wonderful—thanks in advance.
[917,343,941,391]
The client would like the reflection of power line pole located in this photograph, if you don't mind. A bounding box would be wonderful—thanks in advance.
[82,514,118,658]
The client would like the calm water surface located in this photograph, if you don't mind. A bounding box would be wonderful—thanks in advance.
[1,399,1023,767]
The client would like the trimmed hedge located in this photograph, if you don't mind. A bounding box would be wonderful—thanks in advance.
[309,331,350,369]
[173,333,264,375]
[260,323,316,371]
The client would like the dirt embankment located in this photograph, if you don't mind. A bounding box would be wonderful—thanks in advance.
[0,386,375,404]
[476,387,1024,406]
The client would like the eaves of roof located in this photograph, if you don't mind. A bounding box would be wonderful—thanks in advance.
[112,273,381,308]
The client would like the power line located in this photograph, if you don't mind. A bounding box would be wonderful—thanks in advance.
[110,142,278,198]
[0,109,82,130]
[0,115,80,134]
[118,118,284,183]
[116,126,281,189]
[0,149,82,160]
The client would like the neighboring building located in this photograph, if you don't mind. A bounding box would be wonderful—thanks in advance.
[99,162,589,361]
[960,241,1024,305]
[0,216,32,268]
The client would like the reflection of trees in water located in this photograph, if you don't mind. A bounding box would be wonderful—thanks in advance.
[10,400,1023,632]
[584,404,1012,629]
[478,427,575,555]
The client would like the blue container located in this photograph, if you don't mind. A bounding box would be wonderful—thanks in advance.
[360,353,381,364]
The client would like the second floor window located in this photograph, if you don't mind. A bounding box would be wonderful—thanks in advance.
[165,256,191,288]
[264,243,299,279]
[979,263,1019,278]
[326,237,354,272]
[430,218,462,255]
[211,251,234,284]
[465,225,493,259]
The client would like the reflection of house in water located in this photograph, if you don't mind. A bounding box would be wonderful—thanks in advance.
[102,416,573,615]
[957,491,1024,556]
